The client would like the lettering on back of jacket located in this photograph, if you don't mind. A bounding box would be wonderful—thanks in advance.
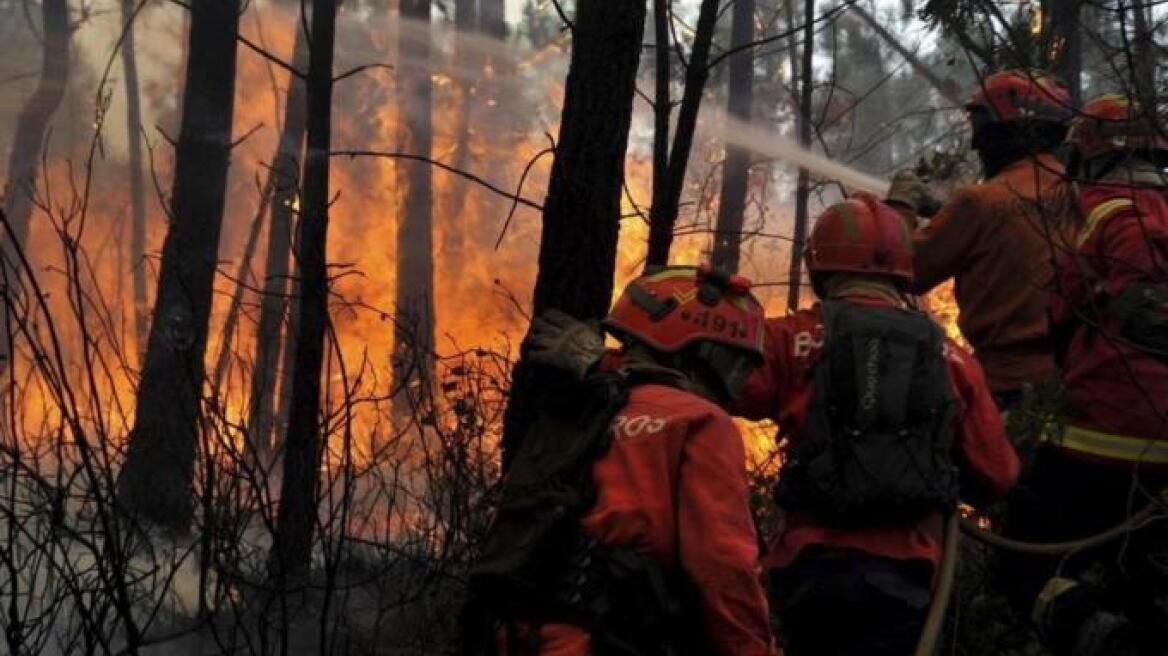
[792,323,826,359]
[612,414,668,441]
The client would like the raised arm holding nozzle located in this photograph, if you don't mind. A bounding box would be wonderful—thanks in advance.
[885,70,1076,411]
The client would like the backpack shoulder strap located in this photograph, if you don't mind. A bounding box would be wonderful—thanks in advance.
[817,300,842,339]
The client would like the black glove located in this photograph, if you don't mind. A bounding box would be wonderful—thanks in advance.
[524,309,606,379]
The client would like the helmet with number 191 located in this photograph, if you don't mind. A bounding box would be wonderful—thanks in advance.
[604,265,766,401]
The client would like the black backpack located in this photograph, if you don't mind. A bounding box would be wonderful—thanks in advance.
[1110,281,1168,360]
[461,368,689,656]
[775,300,959,527]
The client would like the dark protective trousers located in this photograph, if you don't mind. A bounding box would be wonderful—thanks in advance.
[769,547,932,656]
[996,446,1168,655]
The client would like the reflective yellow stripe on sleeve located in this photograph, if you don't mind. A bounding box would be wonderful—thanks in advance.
[1043,422,1168,465]
[1076,198,1134,248]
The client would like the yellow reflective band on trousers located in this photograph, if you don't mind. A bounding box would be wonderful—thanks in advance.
[1043,422,1168,465]
[1032,577,1079,628]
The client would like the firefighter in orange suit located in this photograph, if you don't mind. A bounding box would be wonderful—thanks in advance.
[886,70,1075,409]
[996,94,1168,656]
[734,193,1019,655]
[522,198,1019,655]
[478,267,779,656]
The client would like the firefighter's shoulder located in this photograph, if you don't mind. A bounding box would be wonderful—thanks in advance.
[614,384,734,442]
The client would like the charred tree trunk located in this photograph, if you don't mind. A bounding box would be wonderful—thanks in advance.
[645,0,720,269]
[479,0,506,104]
[248,19,309,459]
[651,0,671,242]
[1130,1,1155,107]
[480,0,505,39]
[712,0,755,273]
[477,0,508,229]
[500,0,647,467]
[457,0,479,34]
[117,0,241,533]
[271,0,337,584]
[444,0,480,278]
[121,0,150,357]
[1042,0,1082,104]
[211,187,272,390]
[1,0,68,300]
[393,0,435,414]
[786,0,813,312]
[275,271,300,446]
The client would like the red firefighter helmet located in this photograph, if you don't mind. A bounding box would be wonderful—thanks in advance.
[603,265,765,360]
[966,70,1072,126]
[1067,93,1168,161]
[804,192,913,284]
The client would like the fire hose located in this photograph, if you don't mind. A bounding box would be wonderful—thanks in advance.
[913,488,1168,655]
[913,514,959,656]
[958,495,1166,556]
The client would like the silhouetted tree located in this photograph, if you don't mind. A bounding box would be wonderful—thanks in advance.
[646,0,720,268]
[443,0,480,273]
[1043,0,1082,103]
[117,0,242,533]
[480,0,505,40]
[1,0,69,365]
[120,0,149,355]
[712,0,755,273]
[249,12,309,458]
[393,0,436,412]
[500,0,647,466]
[787,0,814,311]
[271,0,338,583]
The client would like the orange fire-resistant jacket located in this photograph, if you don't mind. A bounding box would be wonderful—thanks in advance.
[528,382,779,656]
[907,154,1069,393]
[1050,181,1168,468]
[737,294,1020,572]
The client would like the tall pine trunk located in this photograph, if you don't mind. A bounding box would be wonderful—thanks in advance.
[121,0,150,357]
[393,0,435,413]
[645,0,720,269]
[271,0,337,585]
[1,0,69,364]
[651,0,671,246]
[2,0,69,247]
[443,0,479,280]
[478,0,507,132]
[117,0,242,533]
[1130,1,1155,107]
[500,0,647,466]
[480,0,505,40]
[248,18,310,459]
[1043,0,1081,104]
[786,0,813,312]
[712,0,755,273]
[275,274,300,448]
